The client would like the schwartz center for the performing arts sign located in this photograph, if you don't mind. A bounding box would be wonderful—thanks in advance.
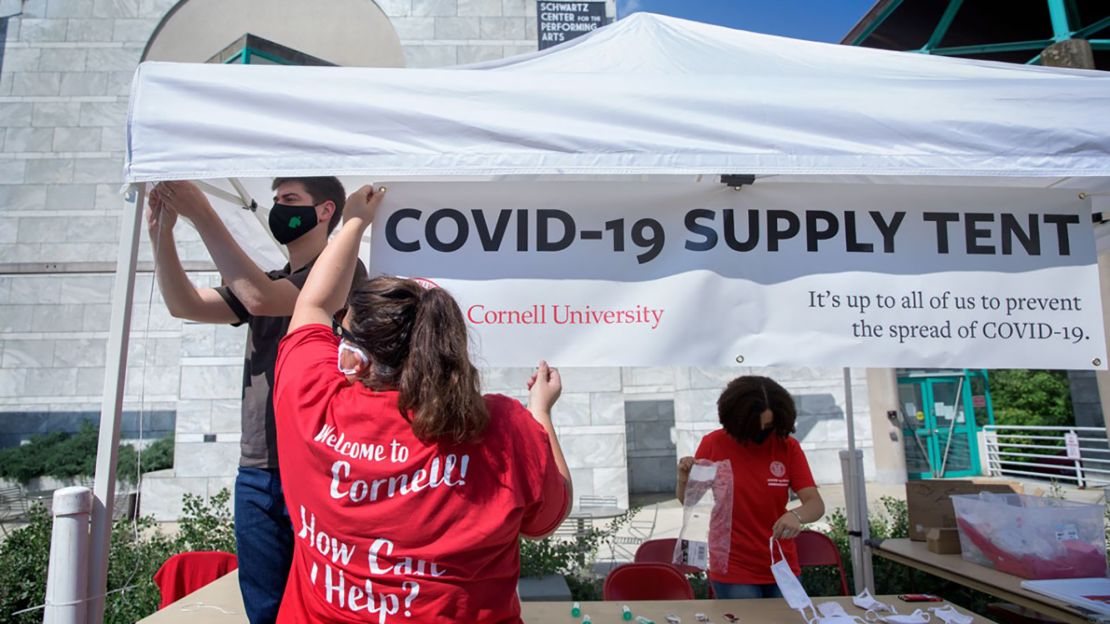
[537,1,608,50]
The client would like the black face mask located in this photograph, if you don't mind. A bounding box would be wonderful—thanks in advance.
[752,428,773,444]
[269,203,319,245]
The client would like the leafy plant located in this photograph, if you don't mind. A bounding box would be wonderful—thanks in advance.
[0,505,51,623]
[0,488,234,624]
[0,424,97,483]
[103,514,177,624]
[118,435,176,484]
[175,490,236,553]
[519,508,637,601]
[989,369,1074,428]
[802,497,997,616]
[985,369,1075,478]
[0,425,173,485]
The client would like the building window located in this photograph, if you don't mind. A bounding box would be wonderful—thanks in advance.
[624,400,678,496]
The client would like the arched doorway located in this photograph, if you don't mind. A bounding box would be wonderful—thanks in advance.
[142,0,404,67]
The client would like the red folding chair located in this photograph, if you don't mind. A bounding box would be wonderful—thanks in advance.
[153,551,238,608]
[634,538,700,574]
[634,538,716,598]
[795,530,849,596]
[603,562,695,601]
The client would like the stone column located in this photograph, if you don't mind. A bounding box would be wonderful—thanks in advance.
[1041,39,1095,69]
[866,368,907,484]
[1041,40,1109,434]
[1094,252,1110,434]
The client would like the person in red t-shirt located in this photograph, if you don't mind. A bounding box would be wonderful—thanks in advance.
[676,376,825,600]
[272,185,572,624]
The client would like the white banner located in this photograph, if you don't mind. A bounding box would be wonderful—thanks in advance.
[369,180,1106,369]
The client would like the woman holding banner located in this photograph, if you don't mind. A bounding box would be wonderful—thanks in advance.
[677,376,825,600]
[272,185,572,623]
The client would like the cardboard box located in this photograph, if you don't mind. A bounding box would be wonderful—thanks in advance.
[906,479,1023,541]
[926,527,962,554]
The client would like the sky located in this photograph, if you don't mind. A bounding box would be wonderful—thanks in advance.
[614,0,878,43]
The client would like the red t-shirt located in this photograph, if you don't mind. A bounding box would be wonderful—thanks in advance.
[273,324,569,624]
[694,429,816,585]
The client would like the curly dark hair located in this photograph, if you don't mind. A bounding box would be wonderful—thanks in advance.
[717,375,797,443]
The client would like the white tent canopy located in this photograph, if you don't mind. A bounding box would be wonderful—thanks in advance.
[126,13,1110,183]
[80,12,1110,624]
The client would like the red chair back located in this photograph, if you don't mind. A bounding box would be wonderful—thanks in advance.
[795,530,849,596]
[153,551,238,608]
[634,538,704,576]
[603,563,695,601]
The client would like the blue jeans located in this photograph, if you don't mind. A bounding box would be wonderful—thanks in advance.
[235,467,294,624]
[711,581,784,599]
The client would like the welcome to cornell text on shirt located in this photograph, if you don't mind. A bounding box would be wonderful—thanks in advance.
[295,422,472,624]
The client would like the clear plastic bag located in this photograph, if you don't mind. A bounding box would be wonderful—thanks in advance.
[952,492,1107,579]
[673,459,733,574]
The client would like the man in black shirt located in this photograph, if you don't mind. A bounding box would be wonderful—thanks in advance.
[147,177,365,623]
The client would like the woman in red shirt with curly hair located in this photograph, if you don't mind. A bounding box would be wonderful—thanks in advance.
[677,375,825,600]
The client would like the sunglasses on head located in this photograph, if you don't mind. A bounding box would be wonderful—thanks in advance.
[331,317,358,343]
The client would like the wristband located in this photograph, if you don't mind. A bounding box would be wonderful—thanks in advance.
[790,509,803,524]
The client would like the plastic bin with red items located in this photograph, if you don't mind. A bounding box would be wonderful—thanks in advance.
[952,492,1107,580]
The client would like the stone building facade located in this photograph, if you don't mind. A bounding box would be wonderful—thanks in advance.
[0,0,884,520]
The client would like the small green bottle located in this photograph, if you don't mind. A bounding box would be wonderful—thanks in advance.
[582,616,592,624]
[570,602,581,617]
[622,605,633,621]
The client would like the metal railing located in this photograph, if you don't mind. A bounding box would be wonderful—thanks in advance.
[981,425,1110,488]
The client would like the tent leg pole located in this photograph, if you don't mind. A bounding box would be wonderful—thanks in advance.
[841,368,874,594]
[87,183,145,624]
[857,450,875,592]
[840,450,868,594]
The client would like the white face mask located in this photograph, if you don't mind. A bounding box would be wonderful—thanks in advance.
[854,589,895,613]
[881,609,930,624]
[770,537,813,612]
[818,603,849,618]
[930,606,972,624]
[337,341,368,376]
[806,603,867,624]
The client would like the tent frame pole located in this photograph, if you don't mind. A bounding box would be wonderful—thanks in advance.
[87,183,145,624]
[840,367,875,594]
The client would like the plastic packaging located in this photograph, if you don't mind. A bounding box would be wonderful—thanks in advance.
[674,459,733,574]
[951,492,1107,579]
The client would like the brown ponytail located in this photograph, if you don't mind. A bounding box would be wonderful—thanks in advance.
[346,276,489,443]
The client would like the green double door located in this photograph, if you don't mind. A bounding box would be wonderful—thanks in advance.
[897,374,983,479]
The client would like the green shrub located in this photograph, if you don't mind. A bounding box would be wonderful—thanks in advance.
[801,496,996,616]
[0,488,234,624]
[989,369,1073,428]
[174,489,236,553]
[102,514,178,624]
[0,425,173,485]
[0,505,51,623]
[0,424,97,483]
[519,508,636,601]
